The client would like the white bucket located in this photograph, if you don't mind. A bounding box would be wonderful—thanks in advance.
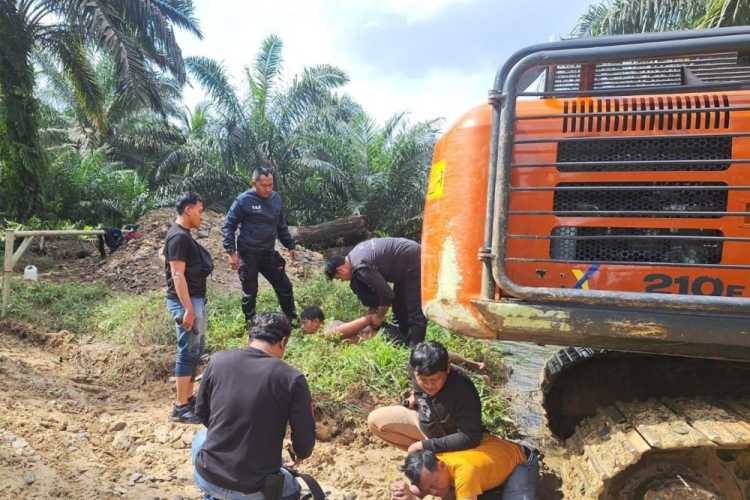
[23,265,38,281]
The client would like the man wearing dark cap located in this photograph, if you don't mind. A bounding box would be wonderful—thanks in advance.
[325,237,426,348]
[223,166,298,326]
[191,312,316,499]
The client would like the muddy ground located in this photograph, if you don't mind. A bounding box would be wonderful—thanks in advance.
[0,320,424,499]
[0,319,566,499]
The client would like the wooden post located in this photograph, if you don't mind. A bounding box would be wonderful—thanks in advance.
[12,236,33,268]
[2,230,15,317]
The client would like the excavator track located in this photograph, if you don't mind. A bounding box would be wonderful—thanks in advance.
[560,396,750,499]
[541,348,750,499]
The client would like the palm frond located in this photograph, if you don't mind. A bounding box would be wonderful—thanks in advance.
[151,0,203,38]
[700,0,750,27]
[72,0,166,114]
[249,34,283,114]
[573,0,708,37]
[43,29,106,134]
[186,56,244,121]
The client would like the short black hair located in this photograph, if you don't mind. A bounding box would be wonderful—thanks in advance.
[409,341,449,375]
[401,450,439,486]
[300,306,325,322]
[324,256,346,279]
[252,166,274,181]
[176,192,203,215]
[249,312,292,344]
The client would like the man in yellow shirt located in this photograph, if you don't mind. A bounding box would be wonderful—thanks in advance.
[390,435,538,500]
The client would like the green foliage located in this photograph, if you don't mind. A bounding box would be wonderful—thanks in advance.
[183,35,439,237]
[46,145,150,226]
[574,0,750,37]
[0,0,200,222]
[91,291,174,346]
[7,281,111,332]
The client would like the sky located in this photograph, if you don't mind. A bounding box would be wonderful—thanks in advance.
[176,0,594,129]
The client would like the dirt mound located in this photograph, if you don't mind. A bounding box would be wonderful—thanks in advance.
[0,321,408,500]
[93,208,324,294]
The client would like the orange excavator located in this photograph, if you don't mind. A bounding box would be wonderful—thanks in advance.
[421,27,750,499]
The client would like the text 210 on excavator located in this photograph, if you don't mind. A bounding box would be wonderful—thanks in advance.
[421,27,750,499]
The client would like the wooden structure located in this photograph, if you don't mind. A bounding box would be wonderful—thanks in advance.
[1,229,105,317]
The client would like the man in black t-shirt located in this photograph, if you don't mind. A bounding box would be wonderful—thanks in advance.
[367,341,484,453]
[164,192,213,424]
[192,312,315,499]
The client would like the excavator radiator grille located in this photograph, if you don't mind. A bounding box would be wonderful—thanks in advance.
[556,135,732,172]
[550,227,724,265]
[553,182,728,218]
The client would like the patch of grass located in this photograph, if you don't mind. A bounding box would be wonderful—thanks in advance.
[91,290,174,346]
[5,275,514,435]
[7,280,111,332]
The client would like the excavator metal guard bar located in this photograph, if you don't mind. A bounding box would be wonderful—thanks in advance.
[482,27,750,314]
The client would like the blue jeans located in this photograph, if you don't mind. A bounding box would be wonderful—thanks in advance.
[191,429,300,500]
[166,297,207,378]
[500,448,540,500]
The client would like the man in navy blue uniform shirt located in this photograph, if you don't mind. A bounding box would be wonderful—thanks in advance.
[223,166,298,325]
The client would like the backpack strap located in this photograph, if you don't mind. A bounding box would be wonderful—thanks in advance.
[285,468,326,500]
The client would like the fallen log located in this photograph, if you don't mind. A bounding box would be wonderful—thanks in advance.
[291,215,369,250]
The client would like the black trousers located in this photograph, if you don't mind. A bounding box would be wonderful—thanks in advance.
[391,270,426,348]
[238,250,296,323]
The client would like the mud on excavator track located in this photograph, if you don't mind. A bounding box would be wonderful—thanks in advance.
[543,348,750,499]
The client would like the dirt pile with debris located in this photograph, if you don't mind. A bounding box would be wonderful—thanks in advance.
[87,208,325,294]
[0,320,411,499]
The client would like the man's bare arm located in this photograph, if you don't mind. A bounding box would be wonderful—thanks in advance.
[169,260,194,330]
[331,316,372,340]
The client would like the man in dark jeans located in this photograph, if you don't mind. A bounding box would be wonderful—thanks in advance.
[325,237,426,348]
[223,166,298,326]
[192,312,316,499]
[164,192,213,424]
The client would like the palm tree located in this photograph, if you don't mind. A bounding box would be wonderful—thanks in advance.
[152,102,248,209]
[0,0,201,221]
[36,51,186,182]
[574,0,750,37]
[184,34,350,214]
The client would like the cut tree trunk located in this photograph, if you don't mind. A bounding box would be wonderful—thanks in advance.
[292,215,368,250]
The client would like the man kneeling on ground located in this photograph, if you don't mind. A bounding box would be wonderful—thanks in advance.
[192,312,315,499]
[300,307,485,373]
[391,440,539,500]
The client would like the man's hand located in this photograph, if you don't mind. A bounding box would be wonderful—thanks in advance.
[182,307,195,331]
[407,440,424,454]
[283,441,300,468]
[390,481,417,500]
[368,312,385,329]
[228,252,240,271]
[402,390,417,410]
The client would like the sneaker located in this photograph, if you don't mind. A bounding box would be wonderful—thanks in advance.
[171,402,201,424]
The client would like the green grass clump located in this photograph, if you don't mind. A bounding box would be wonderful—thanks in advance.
[91,290,174,345]
[7,280,111,331]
